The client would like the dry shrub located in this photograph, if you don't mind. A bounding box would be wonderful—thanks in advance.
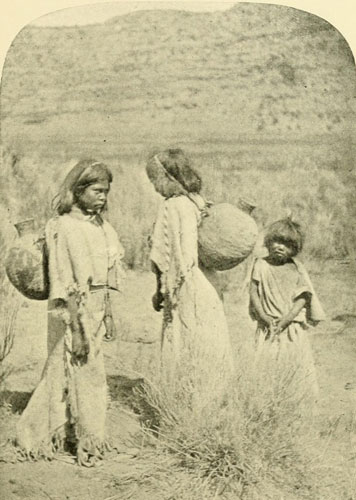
[0,172,22,385]
[107,162,159,269]
[108,153,353,267]
[0,278,21,387]
[198,156,350,260]
[0,149,353,272]
[129,340,354,500]
[0,150,57,234]
[105,450,217,500]
[0,150,57,386]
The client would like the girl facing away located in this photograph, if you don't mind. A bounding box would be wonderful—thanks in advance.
[249,218,325,411]
[147,149,233,414]
[16,160,126,466]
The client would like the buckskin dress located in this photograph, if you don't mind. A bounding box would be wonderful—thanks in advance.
[150,195,233,414]
[16,207,124,464]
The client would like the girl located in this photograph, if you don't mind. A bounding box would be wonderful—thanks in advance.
[249,218,325,409]
[147,149,233,413]
[16,160,125,466]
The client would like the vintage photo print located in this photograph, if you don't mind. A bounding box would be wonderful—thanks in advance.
[0,1,355,499]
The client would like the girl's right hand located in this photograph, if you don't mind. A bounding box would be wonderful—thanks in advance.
[71,326,90,364]
[264,317,278,340]
[152,291,164,312]
[263,316,276,330]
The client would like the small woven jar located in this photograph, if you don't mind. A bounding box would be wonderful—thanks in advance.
[5,218,49,300]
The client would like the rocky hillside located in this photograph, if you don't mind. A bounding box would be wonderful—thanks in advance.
[1,3,355,158]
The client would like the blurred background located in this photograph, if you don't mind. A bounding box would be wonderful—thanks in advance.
[1,1,355,269]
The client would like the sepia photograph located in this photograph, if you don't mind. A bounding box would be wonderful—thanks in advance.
[0,1,355,498]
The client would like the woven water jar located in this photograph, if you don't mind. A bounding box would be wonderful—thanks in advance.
[5,218,49,300]
[198,203,258,271]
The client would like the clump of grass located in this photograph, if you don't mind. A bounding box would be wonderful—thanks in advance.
[198,156,350,260]
[107,161,159,269]
[0,277,21,387]
[127,336,356,500]
[130,345,320,499]
[0,148,354,271]
[103,448,213,500]
[0,150,56,232]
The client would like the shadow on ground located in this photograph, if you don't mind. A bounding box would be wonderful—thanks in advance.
[0,375,159,431]
[0,375,143,413]
[0,391,32,414]
[107,375,159,431]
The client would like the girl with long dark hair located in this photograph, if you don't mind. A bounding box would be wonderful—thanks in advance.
[16,160,125,466]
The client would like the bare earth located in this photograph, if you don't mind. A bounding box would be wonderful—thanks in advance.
[0,262,355,499]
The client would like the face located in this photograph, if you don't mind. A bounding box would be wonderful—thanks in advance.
[77,181,110,213]
[268,239,294,263]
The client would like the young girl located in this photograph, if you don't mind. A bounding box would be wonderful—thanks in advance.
[147,149,233,413]
[249,218,325,409]
[16,160,125,466]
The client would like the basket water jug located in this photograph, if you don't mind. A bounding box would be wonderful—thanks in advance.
[5,218,49,300]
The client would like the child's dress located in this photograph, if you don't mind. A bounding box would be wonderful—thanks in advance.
[250,257,325,412]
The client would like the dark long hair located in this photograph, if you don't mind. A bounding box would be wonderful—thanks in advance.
[146,148,202,198]
[264,218,304,256]
[54,159,113,215]
[159,148,202,193]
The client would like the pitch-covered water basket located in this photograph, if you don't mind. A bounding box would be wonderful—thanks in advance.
[5,219,49,300]
[198,203,258,271]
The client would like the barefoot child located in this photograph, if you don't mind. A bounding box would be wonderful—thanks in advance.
[249,218,325,410]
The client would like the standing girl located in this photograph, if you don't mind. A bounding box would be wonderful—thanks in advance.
[249,218,325,409]
[16,160,125,466]
[147,149,233,413]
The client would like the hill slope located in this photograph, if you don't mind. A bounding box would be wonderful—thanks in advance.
[1,3,355,159]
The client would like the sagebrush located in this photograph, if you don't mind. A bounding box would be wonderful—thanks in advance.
[0,148,354,271]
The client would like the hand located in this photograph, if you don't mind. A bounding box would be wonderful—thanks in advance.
[152,291,164,312]
[274,317,289,336]
[263,316,276,331]
[71,325,90,364]
[261,317,277,340]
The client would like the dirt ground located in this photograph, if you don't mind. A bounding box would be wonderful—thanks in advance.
[0,261,356,499]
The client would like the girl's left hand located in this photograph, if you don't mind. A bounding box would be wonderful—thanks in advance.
[274,318,289,336]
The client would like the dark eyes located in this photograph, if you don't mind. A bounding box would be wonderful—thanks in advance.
[275,238,289,246]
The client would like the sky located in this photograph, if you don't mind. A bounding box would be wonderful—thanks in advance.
[0,1,355,72]
[31,2,235,26]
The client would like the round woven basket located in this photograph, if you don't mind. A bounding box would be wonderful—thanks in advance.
[5,219,49,300]
[198,203,258,271]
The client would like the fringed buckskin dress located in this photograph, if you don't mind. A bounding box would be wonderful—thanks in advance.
[150,194,233,413]
[16,207,124,465]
